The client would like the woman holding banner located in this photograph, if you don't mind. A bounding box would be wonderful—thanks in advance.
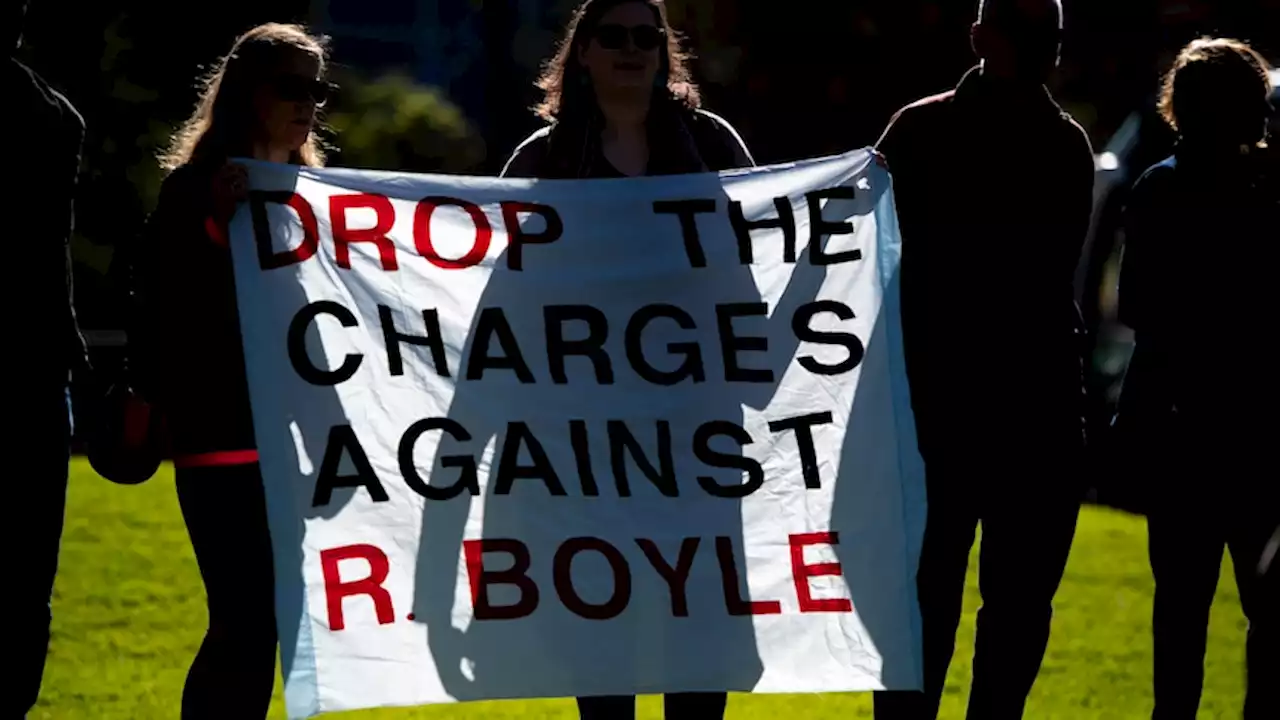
[501,0,753,180]
[501,2,753,718]
[130,23,332,719]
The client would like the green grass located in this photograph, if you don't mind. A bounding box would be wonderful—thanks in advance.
[34,460,1247,719]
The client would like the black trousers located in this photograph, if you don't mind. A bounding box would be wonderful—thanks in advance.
[577,692,727,720]
[13,389,71,718]
[1149,497,1278,719]
[176,462,278,720]
[874,452,1081,720]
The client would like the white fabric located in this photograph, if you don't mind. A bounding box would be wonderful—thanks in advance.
[228,148,925,719]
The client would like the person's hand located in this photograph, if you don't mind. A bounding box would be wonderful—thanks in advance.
[872,149,889,170]
[210,162,249,225]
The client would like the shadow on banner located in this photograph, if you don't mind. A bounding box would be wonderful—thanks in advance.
[409,152,924,700]
[230,162,365,713]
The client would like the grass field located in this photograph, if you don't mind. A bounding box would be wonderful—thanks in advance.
[33,460,1248,719]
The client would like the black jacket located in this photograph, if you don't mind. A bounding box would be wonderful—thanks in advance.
[131,161,257,457]
[876,67,1095,455]
[8,57,87,393]
[501,103,754,179]
[1119,148,1280,434]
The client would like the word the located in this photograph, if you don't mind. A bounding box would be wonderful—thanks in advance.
[249,187,863,272]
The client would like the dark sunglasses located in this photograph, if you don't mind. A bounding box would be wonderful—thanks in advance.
[593,23,664,52]
[267,74,331,106]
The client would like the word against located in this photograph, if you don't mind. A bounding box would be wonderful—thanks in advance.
[309,412,835,507]
[230,149,925,717]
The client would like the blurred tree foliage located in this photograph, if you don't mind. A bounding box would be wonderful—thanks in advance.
[324,70,486,174]
[13,0,1276,337]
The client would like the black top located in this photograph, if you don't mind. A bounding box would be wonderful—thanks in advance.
[588,155,631,178]
[1119,147,1280,431]
[131,161,257,457]
[501,104,755,179]
[876,67,1096,455]
[7,57,87,393]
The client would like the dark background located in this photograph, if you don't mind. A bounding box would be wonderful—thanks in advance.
[15,0,1280,359]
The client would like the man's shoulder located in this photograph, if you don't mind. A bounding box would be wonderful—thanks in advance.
[876,90,957,158]
[9,58,84,140]
[1053,108,1094,157]
[889,89,959,127]
[49,85,85,138]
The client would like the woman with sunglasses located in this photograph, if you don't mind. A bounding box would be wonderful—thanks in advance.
[131,22,331,719]
[501,0,753,180]
[501,2,751,719]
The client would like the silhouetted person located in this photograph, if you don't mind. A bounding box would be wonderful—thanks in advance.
[873,1,1093,717]
[1117,37,1279,720]
[502,0,752,180]
[132,23,333,719]
[501,4,751,719]
[9,1,87,715]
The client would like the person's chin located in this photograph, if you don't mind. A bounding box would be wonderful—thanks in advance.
[610,72,653,90]
[288,124,313,146]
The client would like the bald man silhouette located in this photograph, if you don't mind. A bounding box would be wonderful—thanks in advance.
[874,0,1093,718]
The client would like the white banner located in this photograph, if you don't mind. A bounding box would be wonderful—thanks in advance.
[228,149,926,719]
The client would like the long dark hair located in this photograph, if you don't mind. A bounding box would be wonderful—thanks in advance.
[532,0,700,124]
[160,23,329,172]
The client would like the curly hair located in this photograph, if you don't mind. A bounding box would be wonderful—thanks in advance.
[1157,37,1274,148]
[159,22,329,172]
[531,0,700,124]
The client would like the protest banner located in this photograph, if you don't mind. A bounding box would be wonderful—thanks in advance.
[227,148,926,719]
